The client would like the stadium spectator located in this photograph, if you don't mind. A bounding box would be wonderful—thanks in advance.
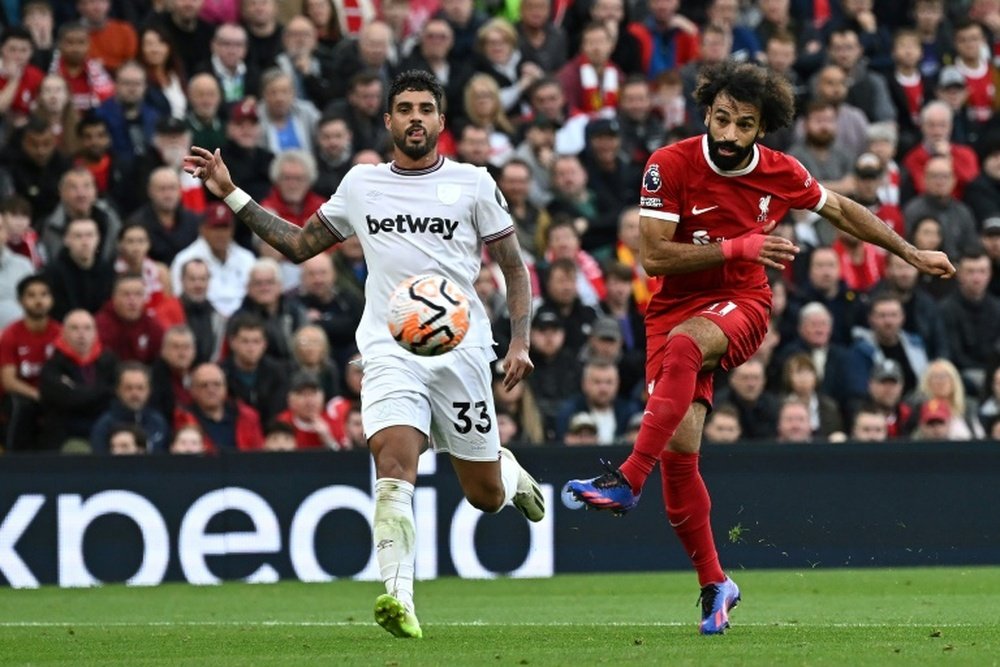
[491,364,546,445]
[0,26,45,125]
[256,68,320,154]
[546,155,604,252]
[887,28,929,154]
[803,64,869,159]
[916,358,986,440]
[912,397,953,441]
[242,0,284,73]
[901,101,980,200]
[789,246,865,347]
[275,15,336,110]
[46,217,115,321]
[964,137,1000,224]
[978,367,1000,434]
[149,324,197,421]
[220,100,274,248]
[938,252,1000,391]
[981,217,1000,296]
[859,358,912,439]
[131,117,203,214]
[220,313,289,424]
[578,315,642,400]
[137,24,187,120]
[152,0,215,76]
[436,0,487,64]
[599,261,646,370]
[581,118,641,254]
[290,324,339,400]
[174,259,222,363]
[106,423,147,455]
[705,0,762,62]
[474,19,542,117]
[291,253,363,370]
[90,361,170,454]
[170,424,206,454]
[33,74,81,158]
[781,352,845,439]
[775,398,814,443]
[170,201,255,317]
[0,275,60,451]
[788,100,856,196]
[401,18,471,121]
[830,225,885,293]
[38,309,117,452]
[261,149,325,228]
[74,113,133,211]
[498,158,550,256]
[516,0,569,75]
[526,306,579,436]
[760,34,804,153]
[0,218,35,330]
[128,166,201,265]
[195,23,260,107]
[902,156,980,262]
[79,0,138,73]
[510,115,557,208]
[312,115,353,198]
[912,0,949,80]
[870,253,950,360]
[850,404,889,442]
[826,27,895,123]
[42,167,122,263]
[328,20,396,98]
[52,22,115,111]
[5,117,70,224]
[702,403,742,444]
[231,257,306,362]
[851,152,904,237]
[113,223,166,306]
[563,411,600,445]
[174,361,264,452]
[556,359,638,443]
[933,66,980,148]
[462,75,516,164]
[951,19,1000,128]
[716,358,780,440]
[23,1,55,72]
[557,22,621,117]
[275,370,344,450]
[849,293,929,399]
[523,76,589,155]
[185,74,224,151]
[323,70,386,153]
[616,76,667,168]
[95,273,164,364]
[627,0,700,79]
[678,27,731,116]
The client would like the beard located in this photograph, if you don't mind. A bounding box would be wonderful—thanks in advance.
[393,124,439,160]
[706,133,756,171]
[806,130,835,148]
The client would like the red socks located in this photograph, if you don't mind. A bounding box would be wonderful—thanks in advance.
[661,450,725,587]
[619,334,703,494]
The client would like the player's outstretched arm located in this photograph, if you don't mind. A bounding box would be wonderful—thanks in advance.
[486,233,534,391]
[184,146,337,262]
[818,191,956,278]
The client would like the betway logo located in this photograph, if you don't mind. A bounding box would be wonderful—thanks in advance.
[367,214,460,240]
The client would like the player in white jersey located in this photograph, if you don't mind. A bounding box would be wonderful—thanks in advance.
[184,70,544,639]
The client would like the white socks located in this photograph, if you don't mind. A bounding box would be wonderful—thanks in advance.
[373,478,416,610]
[498,452,519,510]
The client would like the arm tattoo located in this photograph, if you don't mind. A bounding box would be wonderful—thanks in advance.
[488,233,531,347]
[235,201,337,262]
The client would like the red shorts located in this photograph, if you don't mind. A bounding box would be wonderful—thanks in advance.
[645,296,770,407]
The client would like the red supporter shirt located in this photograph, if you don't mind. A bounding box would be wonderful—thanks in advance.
[0,319,62,389]
[0,65,44,117]
[638,135,826,337]
[276,408,345,450]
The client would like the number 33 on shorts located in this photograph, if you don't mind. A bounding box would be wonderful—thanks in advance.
[701,301,738,317]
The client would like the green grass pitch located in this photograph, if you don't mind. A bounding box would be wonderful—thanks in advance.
[1,567,997,666]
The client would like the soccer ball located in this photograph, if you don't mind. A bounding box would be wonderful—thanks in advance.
[387,274,470,356]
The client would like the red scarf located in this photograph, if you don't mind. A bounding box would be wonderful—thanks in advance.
[579,60,619,114]
[54,336,104,367]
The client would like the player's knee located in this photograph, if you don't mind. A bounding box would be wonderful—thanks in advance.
[465,483,505,513]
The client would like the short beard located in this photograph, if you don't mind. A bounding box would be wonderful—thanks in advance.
[393,130,438,160]
[806,132,834,149]
[706,133,755,171]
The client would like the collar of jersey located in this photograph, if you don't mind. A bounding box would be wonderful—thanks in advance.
[390,156,445,176]
[701,134,760,178]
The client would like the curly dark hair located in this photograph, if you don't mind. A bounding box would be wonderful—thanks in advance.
[387,69,445,114]
[693,61,796,132]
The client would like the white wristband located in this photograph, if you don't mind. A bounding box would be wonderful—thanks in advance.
[223,187,251,213]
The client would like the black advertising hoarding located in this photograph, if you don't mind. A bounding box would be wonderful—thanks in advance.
[1,443,998,588]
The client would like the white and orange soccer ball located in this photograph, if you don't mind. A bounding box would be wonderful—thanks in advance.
[387,274,470,356]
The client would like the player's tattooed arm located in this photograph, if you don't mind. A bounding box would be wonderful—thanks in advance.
[487,231,534,389]
[236,205,337,262]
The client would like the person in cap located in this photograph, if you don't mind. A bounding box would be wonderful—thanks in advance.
[274,369,346,450]
[581,116,642,254]
[851,152,904,237]
[913,397,952,441]
[169,201,256,317]
[564,411,599,445]
[222,98,275,249]
[934,64,979,147]
[963,135,1000,224]
[527,304,580,432]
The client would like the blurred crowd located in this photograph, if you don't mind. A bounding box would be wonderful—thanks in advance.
[0,0,999,455]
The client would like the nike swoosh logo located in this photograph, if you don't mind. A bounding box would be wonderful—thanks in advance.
[691,205,719,215]
[643,410,653,417]
[669,516,690,528]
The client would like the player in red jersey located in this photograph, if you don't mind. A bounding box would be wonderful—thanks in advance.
[566,61,955,635]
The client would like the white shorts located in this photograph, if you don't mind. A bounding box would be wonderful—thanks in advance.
[359,347,500,461]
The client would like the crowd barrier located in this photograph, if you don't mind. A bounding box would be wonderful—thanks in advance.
[1,442,998,588]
